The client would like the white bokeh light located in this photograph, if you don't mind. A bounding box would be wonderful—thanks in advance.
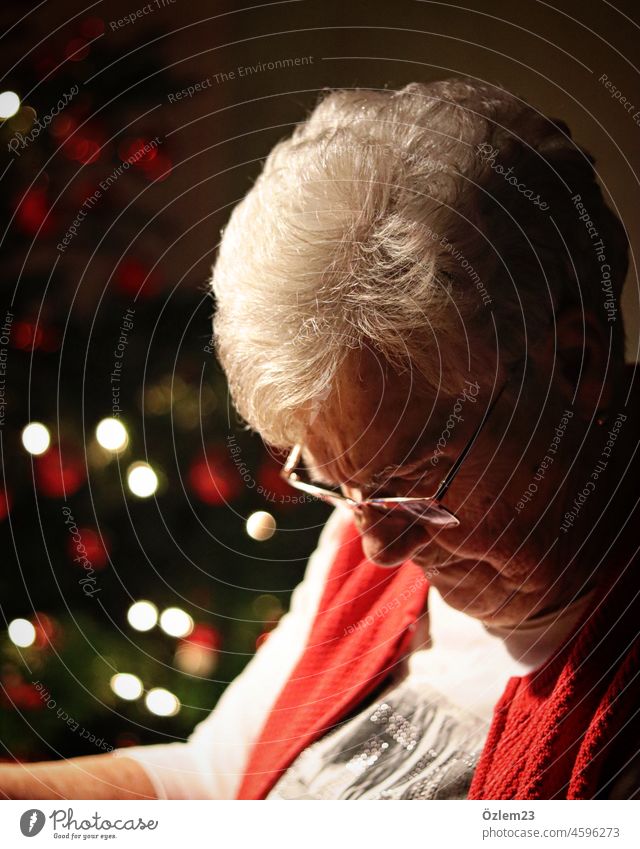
[8,618,36,648]
[127,462,158,497]
[159,607,194,638]
[246,511,277,541]
[0,91,20,119]
[21,422,51,455]
[145,687,180,716]
[127,600,158,632]
[110,673,143,701]
[96,418,128,452]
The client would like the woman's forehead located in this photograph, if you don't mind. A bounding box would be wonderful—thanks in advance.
[303,353,448,483]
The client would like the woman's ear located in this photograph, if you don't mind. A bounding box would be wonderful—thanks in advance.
[552,305,614,419]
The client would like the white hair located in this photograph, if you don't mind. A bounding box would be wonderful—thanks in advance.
[211,77,628,448]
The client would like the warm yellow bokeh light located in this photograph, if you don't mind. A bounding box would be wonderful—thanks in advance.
[110,673,143,700]
[145,687,180,716]
[159,607,194,638]
[127,462,158,497]
[96,418,128,452]
[246,511,277,541]
[0,91,20,119]
[8,618,36,648]
[127,600,158,632]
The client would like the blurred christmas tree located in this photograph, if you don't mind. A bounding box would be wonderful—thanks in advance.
[0,9,330,761]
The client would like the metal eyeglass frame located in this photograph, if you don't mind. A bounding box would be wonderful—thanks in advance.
[279,376,511,530]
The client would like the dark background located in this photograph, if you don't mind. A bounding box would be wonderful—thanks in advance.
[1,0,638,759]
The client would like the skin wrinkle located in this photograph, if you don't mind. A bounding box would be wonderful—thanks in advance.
[302,320,632,628]
[306,343,447,493]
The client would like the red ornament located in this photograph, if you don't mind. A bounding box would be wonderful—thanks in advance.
[12,321,60,353]
[64,38,90,62]
[62,135,101,164]
[115,258,161,298]
[0,488,11,521]
[183,624,221,651]
[118,137,158,165]
[78,139,101,165]
[0,681,44,710]
[15,188,56,236]
[257,454,298,506]
[13,322,44,351]
[188,449,242,506]
[33,50,57,76]
[138,152,172,183]
[80,17,105,38]
[66,527,109,570]
[51,113,77,140]
[33,613,57,649]
[59,120,104,164]
[176,624,221,675]
[115,137,171,182]
[35,444,85,498]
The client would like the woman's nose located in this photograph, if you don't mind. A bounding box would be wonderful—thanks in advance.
[351,505,430,568]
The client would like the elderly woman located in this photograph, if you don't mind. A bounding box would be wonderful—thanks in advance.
[2,77,638,800]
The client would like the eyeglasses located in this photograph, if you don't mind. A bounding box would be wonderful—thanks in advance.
[280,378,510,530]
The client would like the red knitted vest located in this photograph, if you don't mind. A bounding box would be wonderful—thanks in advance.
[236,517,640,799]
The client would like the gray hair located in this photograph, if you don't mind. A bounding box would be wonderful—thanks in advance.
[211,77,628,448]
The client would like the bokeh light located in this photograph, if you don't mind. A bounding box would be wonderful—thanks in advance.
[110,673,143,701]
[126,600,158,632]
[96,418,129,452]
[145,687,180,716]
[126,462,158,497]
[0,91,20,118]
[8,618,36,648]
[159,607,194,638]
[246,511,276,541]
[21,422,50,455]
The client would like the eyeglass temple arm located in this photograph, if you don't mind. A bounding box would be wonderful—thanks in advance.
[283,443,303,477]
[283,375,511,499]
[434,379,508,501]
